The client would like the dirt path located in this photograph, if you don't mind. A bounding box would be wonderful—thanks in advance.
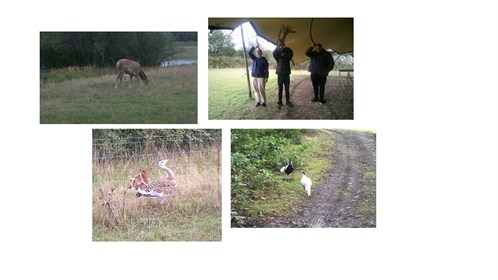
[247,130,376,228]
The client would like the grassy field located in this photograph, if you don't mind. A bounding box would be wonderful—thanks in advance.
[41,43,198,124]
[41,65,197,124]
[209,68,274,119]
[177,41,197,59]
[92,148,221,241]
[208,68,344,120]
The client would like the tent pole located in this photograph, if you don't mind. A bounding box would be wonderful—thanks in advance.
[240,24,252,98]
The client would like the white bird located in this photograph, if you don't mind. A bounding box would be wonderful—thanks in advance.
[280,159,295,175]
[300,172,312,196]
[130,159,178,204]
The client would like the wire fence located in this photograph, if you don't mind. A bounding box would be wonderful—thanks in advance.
[92,132,222,189]
[93,133,222,161]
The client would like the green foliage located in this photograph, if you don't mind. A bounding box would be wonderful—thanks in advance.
[208,56,246,68]
[209,50,278,69]
[231,129,303,226]
[208,30,237,57]
[40,32,195,68]
[172,32,197,42]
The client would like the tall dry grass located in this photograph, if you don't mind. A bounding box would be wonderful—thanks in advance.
[92,146,221,241]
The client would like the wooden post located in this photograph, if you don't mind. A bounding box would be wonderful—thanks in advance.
[241,24,252,98]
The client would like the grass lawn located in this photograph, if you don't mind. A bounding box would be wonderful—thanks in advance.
[208,68,273,119]
[209,68,346,120]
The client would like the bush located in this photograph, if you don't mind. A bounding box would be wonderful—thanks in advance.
[209,56,246,69]
[231,129,303,225]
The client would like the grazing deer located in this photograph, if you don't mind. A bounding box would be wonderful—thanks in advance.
[115,59,149,88]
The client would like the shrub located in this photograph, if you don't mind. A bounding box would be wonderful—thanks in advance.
[231,129,303,225]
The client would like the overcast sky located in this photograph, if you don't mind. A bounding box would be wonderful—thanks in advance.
[229,22,276,51]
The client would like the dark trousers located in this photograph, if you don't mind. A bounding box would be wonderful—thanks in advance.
[310,73,327,101]
[277,74,290,103]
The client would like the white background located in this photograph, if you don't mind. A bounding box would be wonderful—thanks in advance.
[1,0,497,279]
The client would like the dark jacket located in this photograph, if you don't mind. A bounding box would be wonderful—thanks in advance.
[273,47,293,75]
[248,46,269,78]
[305,47,334,76]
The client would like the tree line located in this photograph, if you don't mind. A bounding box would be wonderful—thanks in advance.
[40,32,197,69]
[208,30,353,69]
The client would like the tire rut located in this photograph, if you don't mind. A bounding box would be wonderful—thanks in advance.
[248,130,376,228]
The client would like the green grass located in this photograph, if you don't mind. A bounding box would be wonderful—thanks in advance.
[40,65,197,124]
[208,68,343,120]
[358,185,376,218]
[364,171,376,179]
[247,130,335,217]
[93,200,221,242]
[208,68,266,119]
[209,68,309,119]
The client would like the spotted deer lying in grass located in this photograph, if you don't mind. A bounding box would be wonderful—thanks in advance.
[115,59,149,88]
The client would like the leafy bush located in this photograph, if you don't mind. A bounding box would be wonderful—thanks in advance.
[231,129,303,225]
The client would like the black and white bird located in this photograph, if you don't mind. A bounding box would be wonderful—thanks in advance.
[300,172,312,196]
[280,159,295,175]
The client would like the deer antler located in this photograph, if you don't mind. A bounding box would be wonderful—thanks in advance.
[277,25,296,46]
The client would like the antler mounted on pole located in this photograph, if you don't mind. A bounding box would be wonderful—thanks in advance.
[277,24,296,48]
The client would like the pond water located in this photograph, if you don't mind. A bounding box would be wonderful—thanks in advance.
[161,59,197,67]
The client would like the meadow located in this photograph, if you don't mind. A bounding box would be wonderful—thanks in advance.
[92,135,221,241]
[41,65,197,124]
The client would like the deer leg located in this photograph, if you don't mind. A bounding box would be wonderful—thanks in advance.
[116,72,124,88]
[135,73,140,87]
[128,74,134,88]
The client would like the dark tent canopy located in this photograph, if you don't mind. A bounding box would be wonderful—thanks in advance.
[208,18,354,63]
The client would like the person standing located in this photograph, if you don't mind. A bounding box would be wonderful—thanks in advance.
[248,45,269,107]
[305,43,335,104]
[273,39,294,108]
